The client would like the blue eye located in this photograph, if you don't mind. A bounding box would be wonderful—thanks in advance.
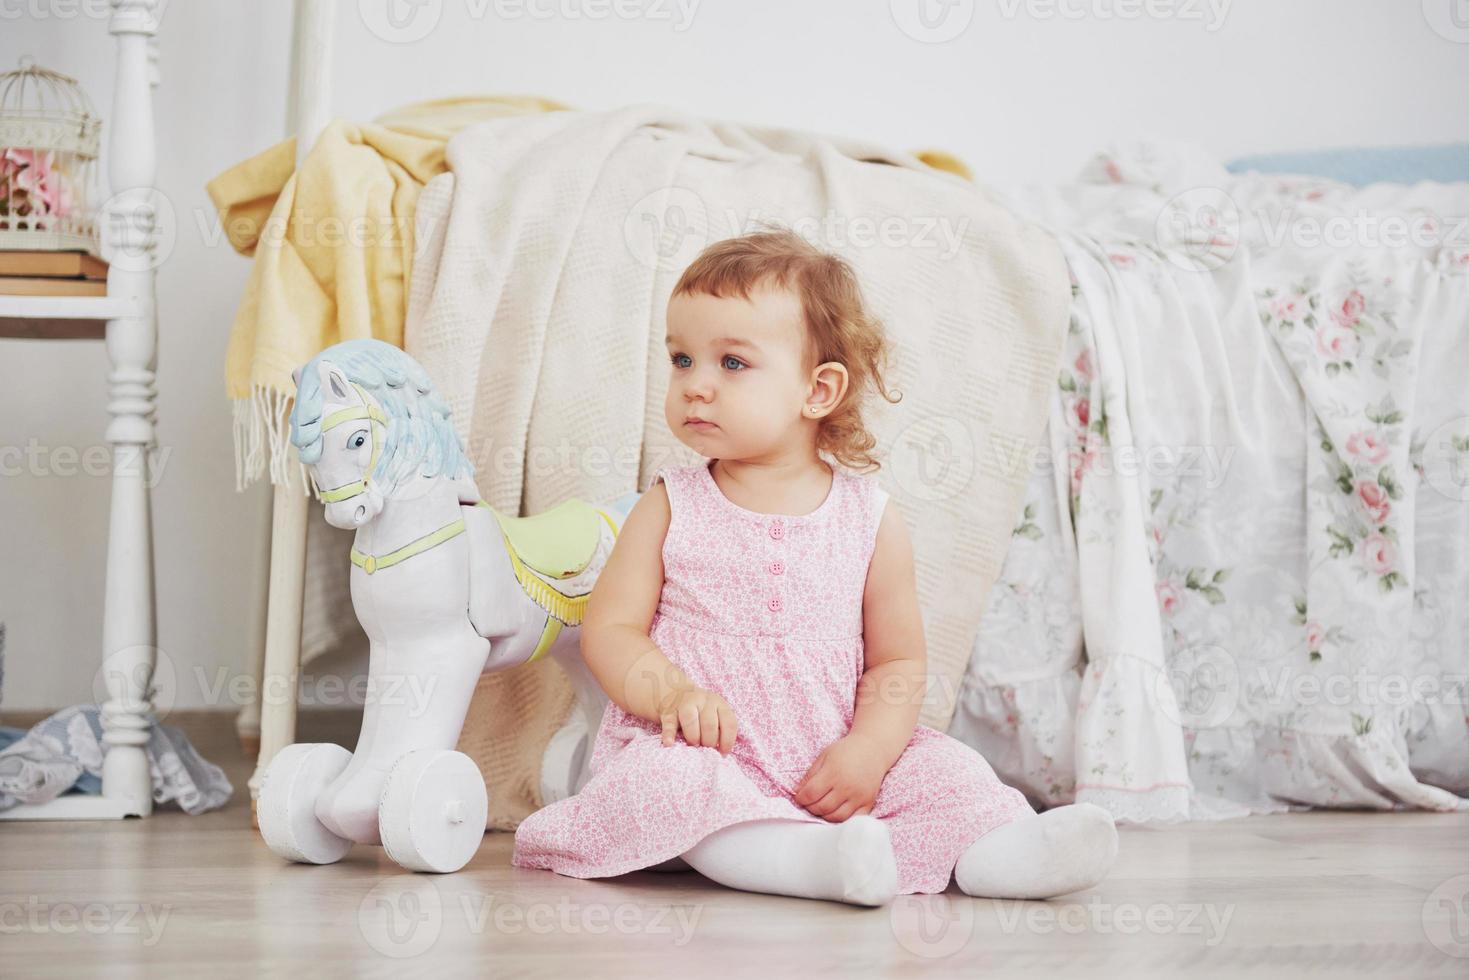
[351,432,367,449]
[722,356,746,371]
[670,353,691,369]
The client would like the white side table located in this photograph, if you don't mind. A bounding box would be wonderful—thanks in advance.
[0,0,163,821]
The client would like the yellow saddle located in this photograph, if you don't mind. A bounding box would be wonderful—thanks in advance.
[479,498,604,580]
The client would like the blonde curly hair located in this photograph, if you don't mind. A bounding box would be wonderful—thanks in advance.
[671,229,902,472]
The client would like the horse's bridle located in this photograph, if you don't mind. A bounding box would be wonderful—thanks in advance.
[317,381,388,504]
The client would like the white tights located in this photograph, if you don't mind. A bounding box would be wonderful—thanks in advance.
[666,803,1119,907]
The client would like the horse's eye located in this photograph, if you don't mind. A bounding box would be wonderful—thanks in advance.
[352,434,366,449]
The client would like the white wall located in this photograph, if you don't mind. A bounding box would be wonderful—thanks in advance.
[1,0,1466,711]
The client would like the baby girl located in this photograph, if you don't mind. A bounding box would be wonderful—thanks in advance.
[512,229,1118,905]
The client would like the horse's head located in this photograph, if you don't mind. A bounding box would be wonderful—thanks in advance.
[289,340,474,531]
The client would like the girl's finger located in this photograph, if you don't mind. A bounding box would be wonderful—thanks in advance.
[828,801,859,823]
[660,710,677,746]
[806,787,843,818]
[716,705,737,754]
[699,704,721,748]
[678,703,701,748]
[793,763,825,804]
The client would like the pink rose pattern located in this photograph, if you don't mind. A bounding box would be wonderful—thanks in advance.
[1257,273,1415,662]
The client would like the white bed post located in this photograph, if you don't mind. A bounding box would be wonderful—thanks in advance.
[248,0,337,817]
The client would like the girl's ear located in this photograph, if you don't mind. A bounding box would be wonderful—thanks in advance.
[805,362,850,419]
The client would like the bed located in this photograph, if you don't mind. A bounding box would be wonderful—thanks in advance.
[237,2,1469,827]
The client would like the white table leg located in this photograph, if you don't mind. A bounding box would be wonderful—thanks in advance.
[98,308,158,818]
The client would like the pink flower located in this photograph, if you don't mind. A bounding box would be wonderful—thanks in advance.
[1269,294,1306,322]
[1104,158,1123,184]
[1315,322,1360,361]
[1074,349,1094,382]
[1108,252,1135,269]
[1070,446,1099,487]
[0,147,71,217]
[1356,481,1391,525]
[1156,579,1182,616]
[1345,431,1389,466]
[1340,290,1366,324]
[1305,621,1324,651]
[1070,397,1091,431]
[1361,532,1396,575]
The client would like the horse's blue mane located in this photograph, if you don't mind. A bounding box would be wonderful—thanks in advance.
[289,339,474,490]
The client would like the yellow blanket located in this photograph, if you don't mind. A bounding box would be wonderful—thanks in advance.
[206,95,568,488]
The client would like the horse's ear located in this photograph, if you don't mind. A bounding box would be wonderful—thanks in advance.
[318,361,351,401]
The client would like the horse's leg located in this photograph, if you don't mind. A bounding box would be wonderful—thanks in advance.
[463,503,544,669]
[314,629,489,844]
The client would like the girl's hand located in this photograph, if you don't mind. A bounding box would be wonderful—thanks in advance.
[657,687,738,754]
[793,733,890,822]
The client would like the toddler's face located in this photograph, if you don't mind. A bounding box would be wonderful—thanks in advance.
[665,285,814,460]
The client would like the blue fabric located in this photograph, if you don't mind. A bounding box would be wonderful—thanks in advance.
[1225,144,1469,187]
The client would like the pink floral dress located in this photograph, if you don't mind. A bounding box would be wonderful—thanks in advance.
[512,460,1035,894]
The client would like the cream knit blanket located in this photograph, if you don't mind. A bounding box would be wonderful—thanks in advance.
[406,105,1071,830]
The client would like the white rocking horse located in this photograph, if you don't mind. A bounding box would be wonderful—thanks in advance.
[257,339,628,873]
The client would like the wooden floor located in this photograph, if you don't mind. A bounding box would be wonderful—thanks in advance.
[2,713,1467,978]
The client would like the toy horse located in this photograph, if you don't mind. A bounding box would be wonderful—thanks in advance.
[257,339,628,873]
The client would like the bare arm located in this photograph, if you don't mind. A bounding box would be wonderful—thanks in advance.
[793,498,926,820]
[849,499,926,769]
[582,484,682,721]
[581,484,738,753]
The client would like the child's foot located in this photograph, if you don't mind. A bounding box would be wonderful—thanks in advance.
[837,815,900,907]
[954,802,1118,900]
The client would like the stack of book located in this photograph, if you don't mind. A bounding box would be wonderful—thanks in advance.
[0,250,109,296]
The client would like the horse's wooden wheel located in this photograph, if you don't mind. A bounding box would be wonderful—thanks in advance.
[378,749,487,874]
[258,743,354,865]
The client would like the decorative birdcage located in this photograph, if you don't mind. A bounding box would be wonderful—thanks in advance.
[0,58,102,255]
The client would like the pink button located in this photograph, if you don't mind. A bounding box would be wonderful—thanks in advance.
[769,524,785,540]
[768,596,783,612]
[769,560,785,575]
